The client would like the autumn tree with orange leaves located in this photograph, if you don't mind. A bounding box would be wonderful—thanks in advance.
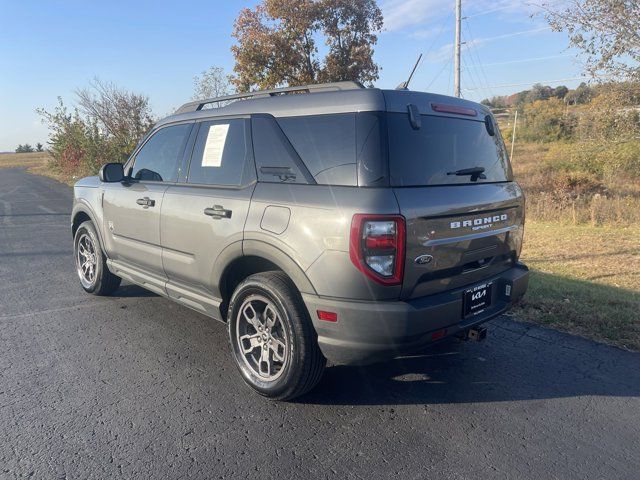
[231,0,383,91]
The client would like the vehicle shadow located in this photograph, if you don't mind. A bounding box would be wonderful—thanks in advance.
[111,283,159,298]
[297,320,640,406]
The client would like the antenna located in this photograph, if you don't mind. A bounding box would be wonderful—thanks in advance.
[396,53,423,90]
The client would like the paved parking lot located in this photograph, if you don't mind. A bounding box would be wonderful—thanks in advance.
[1,167,639,479]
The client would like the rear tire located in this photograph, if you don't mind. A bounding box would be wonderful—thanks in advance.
[227,271,326,401]
[74,220,121,296]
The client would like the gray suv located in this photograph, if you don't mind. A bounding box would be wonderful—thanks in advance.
[71,82,529,400]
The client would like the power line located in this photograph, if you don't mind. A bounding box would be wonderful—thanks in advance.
[464,4,528,19]
[422,9,454,60]
[462,54,573,68]
[426,50,453,90]
[462,76,586,91]
[465,26,552,47]
[462,18,495,98]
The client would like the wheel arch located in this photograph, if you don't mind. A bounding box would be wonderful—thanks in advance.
[218,240,317,320]
[71,202,110,255]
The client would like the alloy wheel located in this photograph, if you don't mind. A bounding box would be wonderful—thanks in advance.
[76,233,97,289]
[235,294,289,381]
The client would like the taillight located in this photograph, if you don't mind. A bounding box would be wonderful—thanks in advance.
[349,214,405,286]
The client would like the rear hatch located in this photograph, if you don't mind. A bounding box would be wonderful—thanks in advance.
[384,94,524,300]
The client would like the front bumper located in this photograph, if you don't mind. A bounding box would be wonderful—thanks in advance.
[303,263,529,365]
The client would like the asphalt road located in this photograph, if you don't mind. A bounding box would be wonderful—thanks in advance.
[1,167,639,480]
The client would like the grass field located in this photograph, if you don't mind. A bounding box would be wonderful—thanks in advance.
[517,222,640,350]
[0,151,71,184]
[0,151,51,169]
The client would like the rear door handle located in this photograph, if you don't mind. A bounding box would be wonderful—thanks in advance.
[136,197,155,208]
[204,205,232,219]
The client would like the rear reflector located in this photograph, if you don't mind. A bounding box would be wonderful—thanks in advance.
[317,310,338,322]
[431,102,477,117]
[431,329,447,341]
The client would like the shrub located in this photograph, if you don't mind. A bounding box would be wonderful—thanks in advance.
[545,140,640,181]
[38,80,154,179]
[519,98,575,142]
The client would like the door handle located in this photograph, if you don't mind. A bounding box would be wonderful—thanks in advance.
[136,197,155,208]
[204,205,232,219]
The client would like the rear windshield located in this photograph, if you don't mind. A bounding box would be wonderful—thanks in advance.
[387,113,512,186]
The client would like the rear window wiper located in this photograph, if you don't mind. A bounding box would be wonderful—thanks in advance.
[447,166,486,181]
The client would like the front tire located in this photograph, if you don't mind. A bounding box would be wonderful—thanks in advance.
[227,272,326,401]
[74,220,121,295]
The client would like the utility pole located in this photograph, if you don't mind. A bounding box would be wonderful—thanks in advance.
[510,109,518,162]
[454,0,462,97]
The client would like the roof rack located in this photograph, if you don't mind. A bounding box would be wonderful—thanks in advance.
[174,81,365,114]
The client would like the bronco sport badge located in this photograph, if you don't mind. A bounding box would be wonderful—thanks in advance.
[450,213,508,231]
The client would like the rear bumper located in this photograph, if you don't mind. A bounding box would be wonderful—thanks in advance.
[303,263,529,365]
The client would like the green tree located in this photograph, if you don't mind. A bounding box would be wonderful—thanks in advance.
[542,0,640,81]
[192,66,233,100]
[553,85,569,99]
[36,142,43,152]
[38,80,155,178]
[525,83,554,103]
[231,0,383,91]
[15,144,34,153]
[565,82,594,105]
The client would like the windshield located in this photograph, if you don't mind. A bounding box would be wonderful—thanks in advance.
[387,113,512,186]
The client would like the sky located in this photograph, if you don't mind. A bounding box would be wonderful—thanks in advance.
[0,0,585,151]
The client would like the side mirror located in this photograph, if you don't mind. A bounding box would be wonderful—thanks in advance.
[99,163,125,183]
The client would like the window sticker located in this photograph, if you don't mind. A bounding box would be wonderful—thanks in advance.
[202,124,229,167]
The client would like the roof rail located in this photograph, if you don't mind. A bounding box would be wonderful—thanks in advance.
[174,81,365,114]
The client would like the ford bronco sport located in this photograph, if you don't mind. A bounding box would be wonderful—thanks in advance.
[71,81,529,400]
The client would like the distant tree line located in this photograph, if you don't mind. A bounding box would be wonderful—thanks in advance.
[15,143,43,153]
[481,82,597,109]
[496,81,640,186]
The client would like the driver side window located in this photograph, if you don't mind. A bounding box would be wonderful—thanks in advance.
[130,123,192,182]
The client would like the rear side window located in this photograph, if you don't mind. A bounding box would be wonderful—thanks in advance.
[278,114,357,186]
[252,116,310,184]
[387,113,512,186]
[187,119,254,186]
[131,123,192,182]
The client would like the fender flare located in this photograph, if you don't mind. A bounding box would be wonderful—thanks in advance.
[71,201,106,249]
[242,240,316,295]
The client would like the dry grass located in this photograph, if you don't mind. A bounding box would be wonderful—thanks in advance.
[511,141,640,225]
[0,151,51,169]
[515,221,640,350]
[0,152,72,185]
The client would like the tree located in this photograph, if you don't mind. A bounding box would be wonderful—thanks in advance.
[553,85,569,99]
[231,0,383,91]
[15,144,34,153]
[565,82,594,105]
[74,78,155,160]
[193,66,233,100]
[525,83,554,103]
[36,142,43,152]
[38,80,155,178]
[542,0,640,81]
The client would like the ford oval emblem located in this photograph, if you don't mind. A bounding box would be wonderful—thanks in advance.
[414,254,433,265]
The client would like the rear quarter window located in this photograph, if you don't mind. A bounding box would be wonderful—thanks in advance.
[277,114,357,186]
[388,113,512,186]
